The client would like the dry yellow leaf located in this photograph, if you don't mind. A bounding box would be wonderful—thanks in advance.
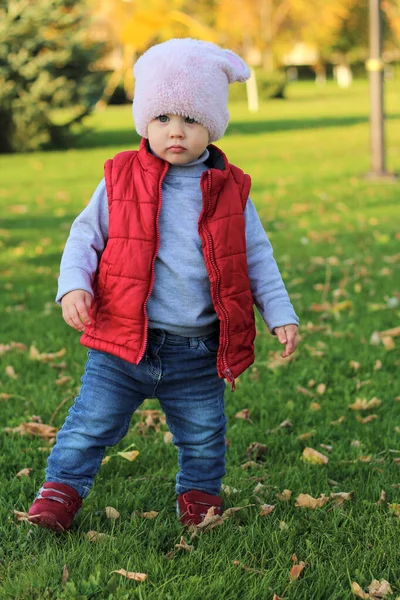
[349,397,382,411]
[368,579,393,598]
[163,431,173,444]
[29,346,66,362]
[61,565,69,587]
[381,336,395,350]
[374,360,382,371]
[379,326,400,337]
[289,561,306,581]
[276,489,292,502]
[235,408,252,422]
[110,569,147,582]
[5,365,17,379]
[140,511,158,519]
[295,493,329,509]
[16,468,32,478]
[350,360,360,371]
[331,416,345,425]
[316,383,326,394]
[310,402,321,411]
[302,447,329,465]
[5,422,58,439]
[175,537,194,552]
[101,456,111,465]
[86,530,110,542]
[117,450,139,462]
[14,510,29,522]
[297,430,315,440]
[352,582,369,599]
[259,504,275,516]
[105,506,120,520]
[55,376,72,386]
[330,491,354,505]
[357,414,378,424]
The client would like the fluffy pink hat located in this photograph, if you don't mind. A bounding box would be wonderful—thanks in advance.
[133,38,250,142]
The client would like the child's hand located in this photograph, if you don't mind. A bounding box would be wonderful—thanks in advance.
[273,324,298,358]
[61,290,93,332]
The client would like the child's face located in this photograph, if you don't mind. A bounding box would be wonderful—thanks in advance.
[147,114,210,165]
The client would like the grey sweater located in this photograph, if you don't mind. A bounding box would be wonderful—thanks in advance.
[57,149,298,336]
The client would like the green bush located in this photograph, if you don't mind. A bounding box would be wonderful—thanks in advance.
[0,0,106,153]
[229,69,287,103]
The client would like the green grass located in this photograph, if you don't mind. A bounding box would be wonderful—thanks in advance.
[1,79,400,599]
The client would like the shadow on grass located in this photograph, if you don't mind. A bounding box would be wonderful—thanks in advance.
[73,113,399,150]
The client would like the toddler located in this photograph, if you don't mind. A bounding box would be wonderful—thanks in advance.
[28,38,299,531]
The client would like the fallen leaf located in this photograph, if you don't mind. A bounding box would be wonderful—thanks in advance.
[139,511,158,519]
[374,360,382,371]
[110,569,147,582]
[259,504,275,516]
[29,346,66,362]
[276,489,292,502]
[117,450,139,462]
[310,402,321,411]
[349,397,382,411]
[105,506,120,520]
[16,468,32,478]
[240,460,261,469]
[379,326,400,337]
[61,565,69,587]
[368,579,393,598]
[5,365,17,379]
[316,383,326,395]
[55,376,72,386]
[352,581,369,599]
[389,503,400,517]
[101,456,111,465]
[381,336,395,351]
[350,361,361,371]
[235,409,252,422]
[331,416,345,425]
[163,431,173,444]
[85,530,112,542]
[297,386,315,397]
[246,442,268,460]
[289,561,306,581]
[0,393,14,401]
[295,493,329,509]
[330,491,354,505]
[5,422,58,439]
[14,510,29,522]
[357,414,378,424]
[297,430,315,440]
[175,537,194,552]
[320,444,333,452]
[267,351,297,369]
[302,447,329,465]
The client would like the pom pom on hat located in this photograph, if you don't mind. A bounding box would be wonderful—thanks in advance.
[133,38,250,143]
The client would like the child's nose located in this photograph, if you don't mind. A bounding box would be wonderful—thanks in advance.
[169,120,184,138]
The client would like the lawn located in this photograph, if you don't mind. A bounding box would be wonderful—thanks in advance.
[1,79,400,600]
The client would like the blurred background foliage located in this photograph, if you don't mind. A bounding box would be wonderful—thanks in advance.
[1,0,399,153]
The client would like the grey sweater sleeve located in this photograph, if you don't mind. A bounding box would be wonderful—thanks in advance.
[56,179,109,303]
[244,198,299,332]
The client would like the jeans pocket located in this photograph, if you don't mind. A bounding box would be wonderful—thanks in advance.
[198,333,219,355]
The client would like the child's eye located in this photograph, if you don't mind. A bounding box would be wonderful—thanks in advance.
[157,115,169,123]
[185,117,197,124]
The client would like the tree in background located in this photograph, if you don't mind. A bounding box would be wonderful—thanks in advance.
[0,0,106,153]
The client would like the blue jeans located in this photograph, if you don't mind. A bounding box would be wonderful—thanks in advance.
[46,329,227,498]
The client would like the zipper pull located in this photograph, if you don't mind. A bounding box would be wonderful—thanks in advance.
[223,368,236,392]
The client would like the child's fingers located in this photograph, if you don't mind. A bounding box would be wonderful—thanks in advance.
[282,326,298,357]
[63,305,85,331]
[274,326,288,345]
[75,298,91,325]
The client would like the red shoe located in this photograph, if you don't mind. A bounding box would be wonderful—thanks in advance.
[177,490,223,527]
[28,482,82,532]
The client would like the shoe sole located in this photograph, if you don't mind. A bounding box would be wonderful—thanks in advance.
[28,512,66,532]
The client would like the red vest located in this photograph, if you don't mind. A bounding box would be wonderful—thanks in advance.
[81,139,256,385]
